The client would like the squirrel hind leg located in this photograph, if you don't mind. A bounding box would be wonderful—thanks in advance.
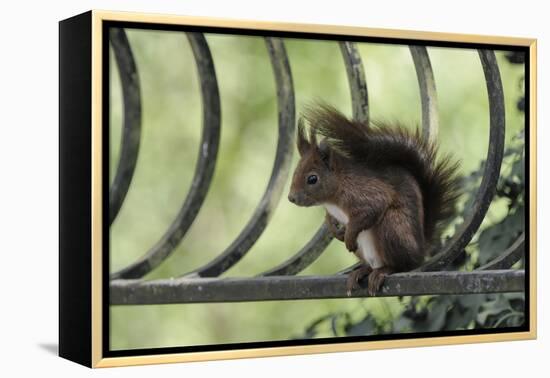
[375,207,425,271]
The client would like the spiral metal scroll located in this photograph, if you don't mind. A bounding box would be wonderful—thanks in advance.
[109,28,142,225]
[409,45,439,141]
[418,50,506,272]
[111,32,221,279]
[182,37,296,278]
[259,41,370,277]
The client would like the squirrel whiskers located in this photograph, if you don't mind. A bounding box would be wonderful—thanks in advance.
[288,103,461,296]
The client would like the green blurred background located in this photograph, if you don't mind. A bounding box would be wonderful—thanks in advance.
[109,29,525,350]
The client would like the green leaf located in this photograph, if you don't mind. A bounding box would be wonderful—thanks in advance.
[345,315,378,336]
[477,205,524,265]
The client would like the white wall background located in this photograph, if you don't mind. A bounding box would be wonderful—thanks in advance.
[0,0,546,376]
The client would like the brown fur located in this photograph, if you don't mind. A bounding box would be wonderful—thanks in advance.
[288,103,461,295]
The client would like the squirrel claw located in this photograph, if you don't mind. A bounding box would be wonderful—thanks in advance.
[367,267,393,296]
[345,238,358,253]
[346,265,373,296]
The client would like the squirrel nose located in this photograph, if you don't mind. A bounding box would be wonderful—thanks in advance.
[288,194,296,203]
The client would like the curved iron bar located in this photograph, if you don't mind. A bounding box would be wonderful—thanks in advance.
[182,37,295,278]
[478,233,525,270]
[259,224,333,276]
[418,50,506,272]
[109,28,142,224]
[337,262,361,276]
[339,41,369,123]
[258,42,370,277]
[409,45,439,141]
[337,46,439,276]
[111,32,221,279]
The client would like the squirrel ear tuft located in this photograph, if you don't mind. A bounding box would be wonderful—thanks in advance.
[297,118,309,156]
[318,138,332,167]
[310,128,318,148]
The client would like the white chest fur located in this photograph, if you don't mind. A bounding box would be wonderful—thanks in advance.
[323,203,383,269]
[324,203,349,225]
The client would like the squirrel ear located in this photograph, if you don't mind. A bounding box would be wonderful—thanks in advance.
[310,128,318,148]
[297,118,309,156]
[318,138,332,168]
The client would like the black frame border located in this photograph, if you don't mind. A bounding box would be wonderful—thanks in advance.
[101,19,531,359]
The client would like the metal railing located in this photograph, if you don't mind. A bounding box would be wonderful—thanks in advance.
[108,28,524,305]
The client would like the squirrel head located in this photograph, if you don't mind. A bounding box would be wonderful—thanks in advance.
[288,119,339,207]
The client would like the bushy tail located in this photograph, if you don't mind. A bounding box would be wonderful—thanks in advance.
[303,103,461,245]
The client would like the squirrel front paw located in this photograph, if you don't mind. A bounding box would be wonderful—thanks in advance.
[344,230,358,252]
[326,215,345,241]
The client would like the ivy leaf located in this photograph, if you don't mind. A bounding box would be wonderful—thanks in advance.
[330,313,351,336]
[477,206,524,265]
[410,298,451,332]
[511,154,525,183]
[477,295,512,326]
[392,316,413,332]
[345,315,377,336]
[296,313,335,339]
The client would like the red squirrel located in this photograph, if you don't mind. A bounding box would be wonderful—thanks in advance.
[288,103,460,296]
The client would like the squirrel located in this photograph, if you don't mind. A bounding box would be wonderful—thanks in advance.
[287,103,460,296]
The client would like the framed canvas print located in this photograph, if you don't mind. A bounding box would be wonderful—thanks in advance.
[59,10,537,368]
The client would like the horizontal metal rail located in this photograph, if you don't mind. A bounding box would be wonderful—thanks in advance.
[111,270,525,305]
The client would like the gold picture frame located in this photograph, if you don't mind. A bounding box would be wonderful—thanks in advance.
[59,9,537,368]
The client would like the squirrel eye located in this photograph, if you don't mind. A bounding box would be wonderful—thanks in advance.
[307,174,318,185]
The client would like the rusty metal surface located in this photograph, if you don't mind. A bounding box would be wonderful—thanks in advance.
[340,41,369,123]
